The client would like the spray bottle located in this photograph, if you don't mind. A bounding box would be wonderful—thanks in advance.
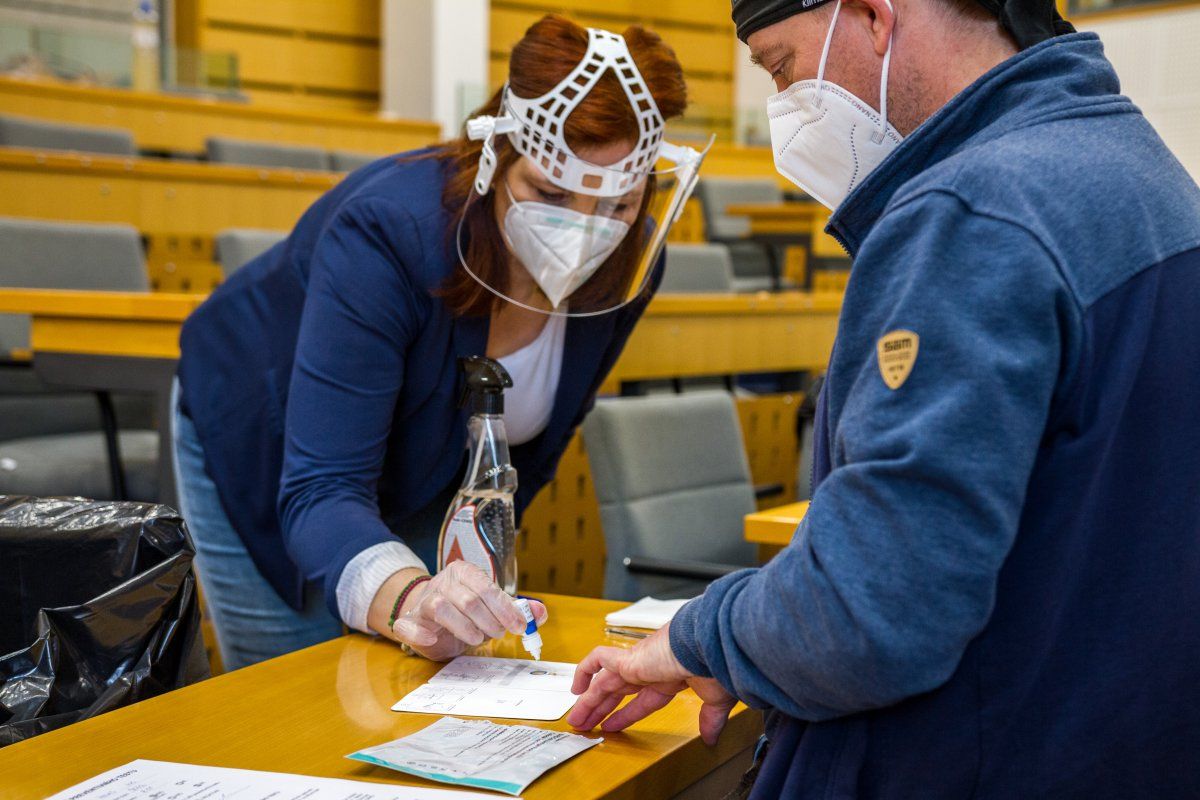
[437,356,519,595]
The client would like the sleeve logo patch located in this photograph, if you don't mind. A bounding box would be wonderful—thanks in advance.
[877,329,919,390]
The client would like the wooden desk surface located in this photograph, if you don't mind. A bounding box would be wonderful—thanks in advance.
[0,594,760,800]
[0,76,440,155]
[745,501,810,546]
[0,289,203,360]
[724,203,844,260]
[0,290,840,376]
[725,201,825,222]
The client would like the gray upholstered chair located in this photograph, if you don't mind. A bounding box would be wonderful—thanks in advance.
[695,177,783,240]
[0,217,148,353]
[0,217,158,501]
[660,244,735,294]
[215,228,286,276]
[582,391,759,601]
[330,150,380,172]
[695,178,790,292]
[206,136,331,171]
[0,113,136,157]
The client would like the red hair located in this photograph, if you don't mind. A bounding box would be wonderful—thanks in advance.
[435,14,688,316]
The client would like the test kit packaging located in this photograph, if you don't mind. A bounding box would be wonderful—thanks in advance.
[348,717,602,795]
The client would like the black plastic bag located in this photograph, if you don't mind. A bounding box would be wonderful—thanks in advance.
[0,496,209,746]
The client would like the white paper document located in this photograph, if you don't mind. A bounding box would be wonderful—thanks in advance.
[46,759,497,800]
[604,596,692,630]
[391,656,579,721]
[349,716,601,796]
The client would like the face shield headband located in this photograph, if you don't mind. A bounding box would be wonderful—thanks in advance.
[458,27,712,317]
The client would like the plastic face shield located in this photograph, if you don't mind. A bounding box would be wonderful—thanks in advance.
[460,27,712,317]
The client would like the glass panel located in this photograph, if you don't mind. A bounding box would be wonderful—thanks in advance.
[0,22,239,98]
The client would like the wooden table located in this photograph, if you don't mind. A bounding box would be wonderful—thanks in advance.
[725,202,846,261]
[0,75,440,156]
[0,287,839,409]
[0,289,203,505]
[744,501,810,546]
[0,594,762,800]
[606,292,839,391]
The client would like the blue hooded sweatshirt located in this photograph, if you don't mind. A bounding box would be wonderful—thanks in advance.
[669,33,1200,798]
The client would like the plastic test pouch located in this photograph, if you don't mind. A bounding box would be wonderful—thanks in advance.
[348,716,602,796]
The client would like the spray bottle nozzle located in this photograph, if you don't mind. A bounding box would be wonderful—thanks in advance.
[459,356,513,415]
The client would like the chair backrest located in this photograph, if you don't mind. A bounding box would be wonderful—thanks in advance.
[206,136,331,171]
[0,217,148,353]
[660,244,735,293]
[0,113,136,157]
[330,150,380,172]
[215,229,287,277]
[582,391,758,600]
[725,241,776,293]
[696,178,784,240]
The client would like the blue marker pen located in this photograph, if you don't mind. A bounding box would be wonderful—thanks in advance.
[514,598,542,660]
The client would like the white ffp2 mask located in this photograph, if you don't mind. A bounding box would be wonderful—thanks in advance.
[503,199,631,309]
[767,0,903,211]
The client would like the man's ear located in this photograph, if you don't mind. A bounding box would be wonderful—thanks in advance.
[845,0,896,56]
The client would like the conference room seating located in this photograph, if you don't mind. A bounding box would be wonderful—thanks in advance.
[695,177,783,240]
[694,177,792,291]
[0,112,136,157]
[582,391,759,600]
[0,216,159,501]
[660,243,736,293]
[206,136,331,171]
[215,229,287,277]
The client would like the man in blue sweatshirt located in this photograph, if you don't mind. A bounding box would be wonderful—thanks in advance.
[568,0,1200,796]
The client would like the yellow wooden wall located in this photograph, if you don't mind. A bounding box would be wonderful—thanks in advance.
[488,0,737,142]
[518,392,802,598]
[174,0,382,112]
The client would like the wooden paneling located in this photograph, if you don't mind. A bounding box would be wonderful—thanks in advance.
[519,431,605,596]
[201,29,380,95]
[176,0,382,112]
[738,393,802,510]
[144,232,223,293]
[0,148,334,241]
[0,77,438,156]
[200,0,381,39]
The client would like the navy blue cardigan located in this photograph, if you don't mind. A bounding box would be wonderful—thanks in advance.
[178,151,659,614]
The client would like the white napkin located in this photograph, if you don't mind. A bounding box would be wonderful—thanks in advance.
[604,597,693,630]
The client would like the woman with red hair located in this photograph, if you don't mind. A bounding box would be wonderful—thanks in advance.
[172,15,704,668]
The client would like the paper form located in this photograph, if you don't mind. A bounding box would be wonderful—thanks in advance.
[46,759,498,800]
[349,717,602,796]
[604,597,691,630]
[391,656,579,720]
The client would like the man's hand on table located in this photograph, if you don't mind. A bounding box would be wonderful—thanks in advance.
[367,562,548,662]
[568,625,737,746]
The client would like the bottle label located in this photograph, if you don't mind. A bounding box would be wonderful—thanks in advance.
[440,504,497,581]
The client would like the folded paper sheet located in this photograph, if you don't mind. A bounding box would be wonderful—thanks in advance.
[392,656,579,721]
[48,759,497,800]
[604,597,691,631]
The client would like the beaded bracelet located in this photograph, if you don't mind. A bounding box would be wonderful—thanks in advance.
[388,575,432,629]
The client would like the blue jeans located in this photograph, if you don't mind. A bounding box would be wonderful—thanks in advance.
[171,380,343,670]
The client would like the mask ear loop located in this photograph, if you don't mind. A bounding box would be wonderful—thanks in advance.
[813,0,843,108]
[873,0,895,145]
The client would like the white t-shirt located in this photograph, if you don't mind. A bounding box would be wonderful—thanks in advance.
[496,311,566,446]
[335,313,567,633]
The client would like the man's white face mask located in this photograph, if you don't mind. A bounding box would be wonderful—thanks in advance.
[766,0,904,211]
[502,185,631,309]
